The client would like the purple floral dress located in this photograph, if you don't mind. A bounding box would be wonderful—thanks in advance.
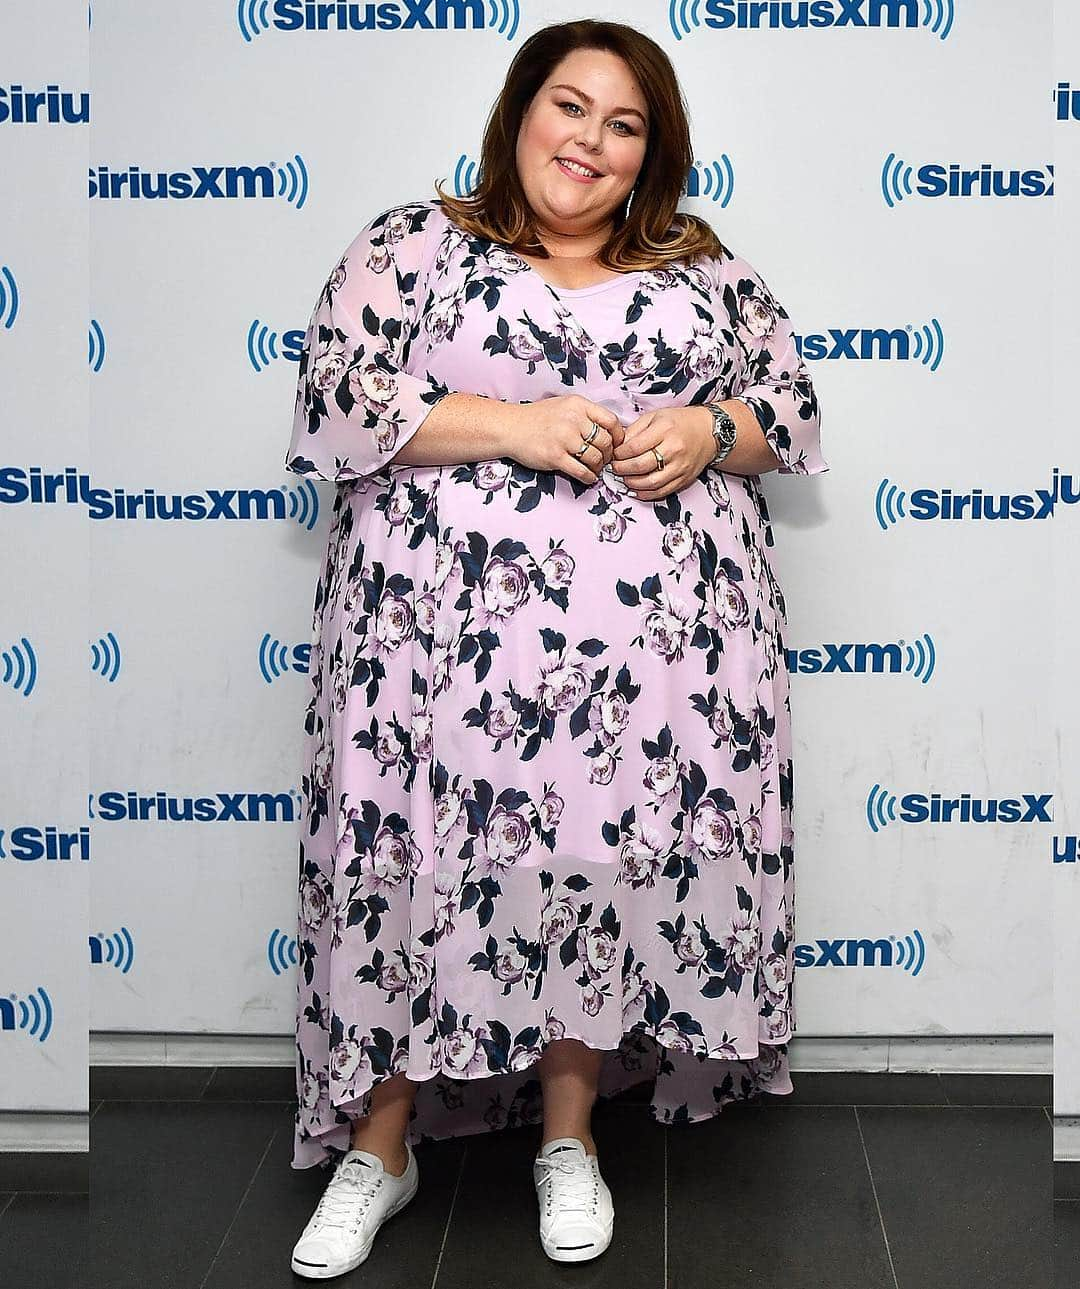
[284,198,828,1170]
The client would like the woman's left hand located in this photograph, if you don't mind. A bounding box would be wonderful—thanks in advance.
[608,406,714,501]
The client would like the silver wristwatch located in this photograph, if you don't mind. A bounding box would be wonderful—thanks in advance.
[705,401,737,467]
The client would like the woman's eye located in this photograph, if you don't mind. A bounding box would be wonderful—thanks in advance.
[558,101,636,134]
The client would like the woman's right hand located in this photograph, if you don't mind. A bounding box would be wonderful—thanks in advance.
[504,396,625,485]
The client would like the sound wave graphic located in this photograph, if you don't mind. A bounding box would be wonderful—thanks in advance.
[866,783,899,833]
[687,157,734,206]
[274,154,309,209]
[90,927,135,973]
[9,987,54,1041]
[892,928,926,975]
[902,633,936,683]
[267,928,298,976]
[2,637,37,697]
[0,265,19,329]
[909,317,944,370]
[247,319,281,372]
[237,0,271,41]
[875,477,908,530]
[450,153,479,197]
[90,631,122,683]
[89,318,106,371]
[486,0,520,40]
[881,152,916,207]
[669,0,704,38]
[922,0,954,40]
[259,633,291,684]
[287,480,320,530]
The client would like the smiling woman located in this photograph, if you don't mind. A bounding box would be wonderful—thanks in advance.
[286,15,828,1279]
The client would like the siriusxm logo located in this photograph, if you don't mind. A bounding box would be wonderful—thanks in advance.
[0,468,320,529]
[671,0,955,40]
[794,929,925,974]
[1055,82,1079,121]
[89,156,308,207]
[90,928,134,973]
[0,825,90,861]
[882,155,1053,206]
[867,785,1052,833]
[0,987,53,1041]
[0,83,89,125]
[875,470,1078,528]
[787,634,935,682]
[88,790,300,823]
[797,319,943,369]
[238,0,521,40]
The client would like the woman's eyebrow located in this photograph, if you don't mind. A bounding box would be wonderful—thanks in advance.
[548,83,647,125]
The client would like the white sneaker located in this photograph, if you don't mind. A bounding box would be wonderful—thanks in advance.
[532,1137,614,1263]
[290,1141,419,1280]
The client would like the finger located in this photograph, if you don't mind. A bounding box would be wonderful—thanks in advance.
[614,450,664,479]
[582,399,622,434]
[612,413,655,459]
[568,439,604,484]
[580,424,614,466]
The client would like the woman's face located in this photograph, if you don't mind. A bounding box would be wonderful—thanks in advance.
[515,48,649,240]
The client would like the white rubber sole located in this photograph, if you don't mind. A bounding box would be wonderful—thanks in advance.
[290,1169,419,1280]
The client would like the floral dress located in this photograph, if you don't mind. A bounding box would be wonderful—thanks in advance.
[284,197,828,1170]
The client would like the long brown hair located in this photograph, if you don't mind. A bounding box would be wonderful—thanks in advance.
[433,19,725,272]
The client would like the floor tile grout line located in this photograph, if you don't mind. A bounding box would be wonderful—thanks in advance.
[429,1140,469,1289]
[853,1106,901,1289]
[197,1125,279,1289]
[0,1189,88,1197]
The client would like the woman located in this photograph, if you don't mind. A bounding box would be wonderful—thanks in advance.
[285,18,827,1279]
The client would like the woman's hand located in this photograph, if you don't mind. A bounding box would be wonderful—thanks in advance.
[504,395,626,485]
[609,406,714,501]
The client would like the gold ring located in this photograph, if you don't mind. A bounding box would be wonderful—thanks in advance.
[651,446,665,471]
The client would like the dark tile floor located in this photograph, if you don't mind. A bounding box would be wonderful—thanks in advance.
[0,1068,1073,1288]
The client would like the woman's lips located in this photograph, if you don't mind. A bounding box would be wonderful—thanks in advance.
[555,157,603,182]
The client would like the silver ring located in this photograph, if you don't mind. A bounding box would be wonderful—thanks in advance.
[574,421,601,460]
[651,446,665,471]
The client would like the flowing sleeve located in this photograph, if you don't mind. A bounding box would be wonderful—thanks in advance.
[715,249,828,477]
[284,203,450,484]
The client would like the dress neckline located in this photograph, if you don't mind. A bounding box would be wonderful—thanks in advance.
[503,249,643,297]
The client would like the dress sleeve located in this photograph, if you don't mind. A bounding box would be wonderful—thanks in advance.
[715,250,828,477]
[284,204,449,484]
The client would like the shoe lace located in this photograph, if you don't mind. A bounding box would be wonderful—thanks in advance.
[311,1160,384,1231]
[536,1155,599,1216]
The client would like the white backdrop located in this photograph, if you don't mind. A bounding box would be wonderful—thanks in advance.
[0,0,1075,1160]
